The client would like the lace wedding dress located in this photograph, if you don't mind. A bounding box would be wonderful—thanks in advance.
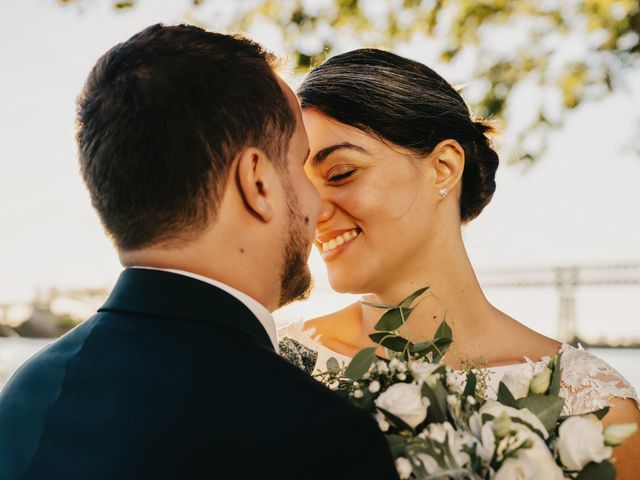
[278,320,639,416]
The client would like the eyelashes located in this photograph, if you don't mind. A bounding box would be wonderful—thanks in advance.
[328,169,356,183]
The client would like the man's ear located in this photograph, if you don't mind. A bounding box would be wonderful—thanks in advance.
[234,147,275,223]
[430,139,465,197]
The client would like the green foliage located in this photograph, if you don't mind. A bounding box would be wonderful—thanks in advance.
[72,0,640,163]
[575,460,617,480]
[343,347,377,380]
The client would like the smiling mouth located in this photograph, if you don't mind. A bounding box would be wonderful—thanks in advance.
[319,228,361,256]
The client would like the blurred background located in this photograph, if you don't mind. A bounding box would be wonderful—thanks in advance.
[1,0,639,391]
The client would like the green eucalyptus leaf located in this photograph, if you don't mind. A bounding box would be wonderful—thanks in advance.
[585,406,610,420]
[361,300,396,309]
[326,357,340,373]
[400,287,429,308]
[378,407,415,433]
[548,352,563,396]
[421,380,448,423]
[369,333,411,352]
[344,347,377,380]
[497,382,518,408]
[516,395,565,433]
[374,307,413,331]
[434,319,453,341]
[575,461,616,480]
[464,371,477,398]
[386,434,408,459]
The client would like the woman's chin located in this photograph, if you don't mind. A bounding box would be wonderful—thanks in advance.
[327,275,368,295]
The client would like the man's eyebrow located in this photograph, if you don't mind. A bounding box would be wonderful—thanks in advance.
[311,142,369,165]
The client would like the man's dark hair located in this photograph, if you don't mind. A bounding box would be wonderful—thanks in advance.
[77,24,295,250]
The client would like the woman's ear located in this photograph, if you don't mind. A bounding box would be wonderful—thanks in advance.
[234,147,275,223]
[430,139,465,199]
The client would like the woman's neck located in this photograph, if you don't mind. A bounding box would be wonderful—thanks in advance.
[360,232,498,356]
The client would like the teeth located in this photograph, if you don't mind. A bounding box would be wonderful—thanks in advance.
[320,229,360,253]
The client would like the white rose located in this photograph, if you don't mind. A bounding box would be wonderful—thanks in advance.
[395,457,412,480]
[501,370,532,399]
[375,382,429,429]
[480,400,549,438]
[468,412,496,461]
[410,360,439,382]
[529,367,553,395]
[557,414,612,470]
[495,424,564,480]
[604,422,638,447]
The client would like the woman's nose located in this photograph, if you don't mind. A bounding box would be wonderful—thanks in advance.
[317,197,335,224]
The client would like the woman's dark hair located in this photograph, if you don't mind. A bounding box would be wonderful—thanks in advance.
[77,24,294,250]
[298,49,498,223]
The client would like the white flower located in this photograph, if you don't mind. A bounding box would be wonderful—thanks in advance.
[374,411,390,432]
[375,382,429,429]
[492,412,512,438]
[422,422,472,468]
[466,395,476,406]
[410,360,439,382]
[353,389,364,399]
[395,457,412,480]
[604,422,638,446]
[397,373,407,381]
[557,414,612,470]
[501,370,532,399]
[480,400,549,438]
[389,358,405,372]
[495,424,564,480]
[368,380,381,393]
[417,453,440,474]
[376,361,389,374]
[529,367,553,395]
[446,371,465,395]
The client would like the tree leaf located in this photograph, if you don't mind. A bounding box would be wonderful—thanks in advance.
[575,461,616,480]
[497,381,518,408]
[400,287,429,308]
[344,347,377,380]
[516,395,565,433]
[369,332,411,352]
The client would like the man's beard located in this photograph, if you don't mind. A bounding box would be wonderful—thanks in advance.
[278,184,313,308]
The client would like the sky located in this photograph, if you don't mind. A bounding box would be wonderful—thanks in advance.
[1,0,639,342]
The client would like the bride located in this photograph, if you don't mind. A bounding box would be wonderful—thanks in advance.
[281,48,640,477]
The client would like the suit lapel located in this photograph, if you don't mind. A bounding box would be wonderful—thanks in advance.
[99,268,274,350]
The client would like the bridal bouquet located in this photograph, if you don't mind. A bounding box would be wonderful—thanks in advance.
[312,289,637,480]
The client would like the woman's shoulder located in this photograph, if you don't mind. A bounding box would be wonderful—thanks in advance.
[556,344,639,414]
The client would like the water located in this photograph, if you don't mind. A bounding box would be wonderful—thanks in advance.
[1,338,639,395]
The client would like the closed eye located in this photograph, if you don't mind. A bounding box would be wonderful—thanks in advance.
[328,170,356,183]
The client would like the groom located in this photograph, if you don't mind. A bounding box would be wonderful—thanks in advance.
[0,24,398,479]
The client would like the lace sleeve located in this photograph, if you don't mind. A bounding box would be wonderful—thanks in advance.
[558,344,639,416]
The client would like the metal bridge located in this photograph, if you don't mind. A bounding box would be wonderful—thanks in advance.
[477,263,640,344]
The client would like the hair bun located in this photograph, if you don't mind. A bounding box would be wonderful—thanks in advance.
[460,119,499,223]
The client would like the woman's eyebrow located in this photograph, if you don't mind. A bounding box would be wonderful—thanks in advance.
[311,142,369,165]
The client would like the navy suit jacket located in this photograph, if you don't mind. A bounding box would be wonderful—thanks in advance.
[0,268,398,479]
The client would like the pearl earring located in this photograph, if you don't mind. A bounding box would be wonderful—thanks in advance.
[438,187,448,199]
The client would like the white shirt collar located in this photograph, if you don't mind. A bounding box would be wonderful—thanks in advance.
[131,267,278,352]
